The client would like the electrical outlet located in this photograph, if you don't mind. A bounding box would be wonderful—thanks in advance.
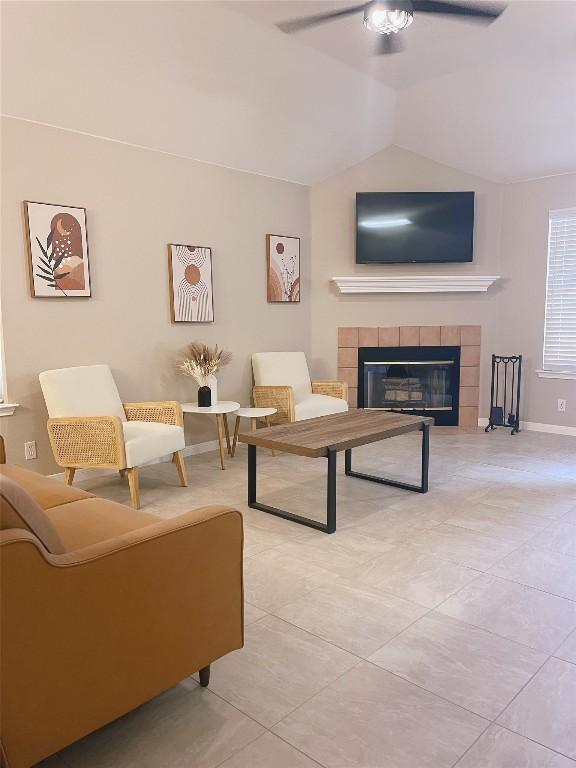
[558,399,567,413]
[24,441,37,461]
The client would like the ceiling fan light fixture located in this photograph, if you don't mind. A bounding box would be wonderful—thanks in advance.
[363,1,413,34]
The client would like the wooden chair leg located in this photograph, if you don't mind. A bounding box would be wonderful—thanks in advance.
[215,415,226,470]
[231,416,241,458]
[127,467,140,509]
[223,414,232,455]
[119,468,127,478]
[172,451,188,487]
[265,415,275,456]
[64,467,76,486]
[198,664,210,687]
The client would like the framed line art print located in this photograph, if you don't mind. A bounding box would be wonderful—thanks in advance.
[267,234,300,303]
[168,244,214,323]
[24,201,91,298]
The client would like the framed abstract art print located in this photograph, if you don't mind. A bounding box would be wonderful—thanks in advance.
[24,201,91,298]
[266,234,300,303]
[168,244,214,323]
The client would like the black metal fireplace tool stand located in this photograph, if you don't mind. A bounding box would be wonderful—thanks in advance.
[485,354,522,435]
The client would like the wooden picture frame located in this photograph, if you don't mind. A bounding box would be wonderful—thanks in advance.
[168,244,214,323]
[24,201,91,298]
[267,234,300,303]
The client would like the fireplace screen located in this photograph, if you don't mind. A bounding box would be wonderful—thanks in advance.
[364,361,455,411]
[358,346,461,426]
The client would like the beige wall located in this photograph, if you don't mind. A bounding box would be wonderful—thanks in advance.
[2,121,573,474]
[310,145,504,419]
[1,117,310,472]
[310,145,576,429]
[499,173,576,428]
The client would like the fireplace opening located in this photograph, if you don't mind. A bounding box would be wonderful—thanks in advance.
[358,346,461,426]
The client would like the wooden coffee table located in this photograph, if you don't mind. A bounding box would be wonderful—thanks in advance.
[238,409,433,534]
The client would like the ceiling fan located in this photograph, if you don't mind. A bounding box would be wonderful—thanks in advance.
[277,0,506,55]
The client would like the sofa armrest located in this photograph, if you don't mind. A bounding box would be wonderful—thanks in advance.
[123,401,183,427]
[253,385,295,423]
[47,415,126,469]
[0,505,243,768]
[312,380,349,400]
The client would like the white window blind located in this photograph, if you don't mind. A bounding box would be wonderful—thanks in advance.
[543,207,576,373]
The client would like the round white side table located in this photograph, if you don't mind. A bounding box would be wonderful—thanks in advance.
[231,407,277,457]
[182,401,240,470]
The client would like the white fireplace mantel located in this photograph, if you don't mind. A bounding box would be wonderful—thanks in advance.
[332,275,500,294]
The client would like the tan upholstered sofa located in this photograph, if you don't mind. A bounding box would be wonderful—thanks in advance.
[0,444,244,768]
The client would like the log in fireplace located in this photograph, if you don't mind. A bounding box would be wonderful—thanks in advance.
[358,346,461,426]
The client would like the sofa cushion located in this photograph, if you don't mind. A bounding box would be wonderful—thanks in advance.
[295,394,349,422]
[0,465,95,509]
[252,352,312,404]
[46,497,161,551]
[123,421,185,468]
[39,364,126,420]
[0,476,66,554]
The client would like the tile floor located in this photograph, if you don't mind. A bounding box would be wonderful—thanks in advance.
[40,428,576,768]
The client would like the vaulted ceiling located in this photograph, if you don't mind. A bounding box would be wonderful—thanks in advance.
[2,0,575,185]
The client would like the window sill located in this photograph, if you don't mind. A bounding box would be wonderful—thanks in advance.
[0,403,19,417]
[536,370,576,381]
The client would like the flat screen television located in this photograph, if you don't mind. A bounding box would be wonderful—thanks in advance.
[356,191,475,264]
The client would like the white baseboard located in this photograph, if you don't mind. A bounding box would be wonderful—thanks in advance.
[183,439,220,457]
[520,421,576,437]
[48,439,220,482]
[477,417,576,437]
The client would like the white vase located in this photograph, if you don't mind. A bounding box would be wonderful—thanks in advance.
[206,374,218,404]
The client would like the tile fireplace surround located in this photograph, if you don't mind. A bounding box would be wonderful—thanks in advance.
[337,325,481,428]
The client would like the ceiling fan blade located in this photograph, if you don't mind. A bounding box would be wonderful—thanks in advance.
[412,0,505,21]
[277,3,367,33]
[373,33,404,55]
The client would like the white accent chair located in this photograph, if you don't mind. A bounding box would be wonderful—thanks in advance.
[252,352,349,424]
[39,365,187,509]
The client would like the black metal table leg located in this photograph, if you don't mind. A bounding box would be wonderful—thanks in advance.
[421,422,429,492]
[345,422,430,494]
[248,444,257,505]
[326,447,337,534]
[247,443,338,533]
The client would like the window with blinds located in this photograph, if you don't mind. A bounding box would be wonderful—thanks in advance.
[543,207,576,373]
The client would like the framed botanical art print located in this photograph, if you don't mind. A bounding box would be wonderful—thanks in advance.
[168,244,214,323]
[267,234,300,303]
[24,201,91,298]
